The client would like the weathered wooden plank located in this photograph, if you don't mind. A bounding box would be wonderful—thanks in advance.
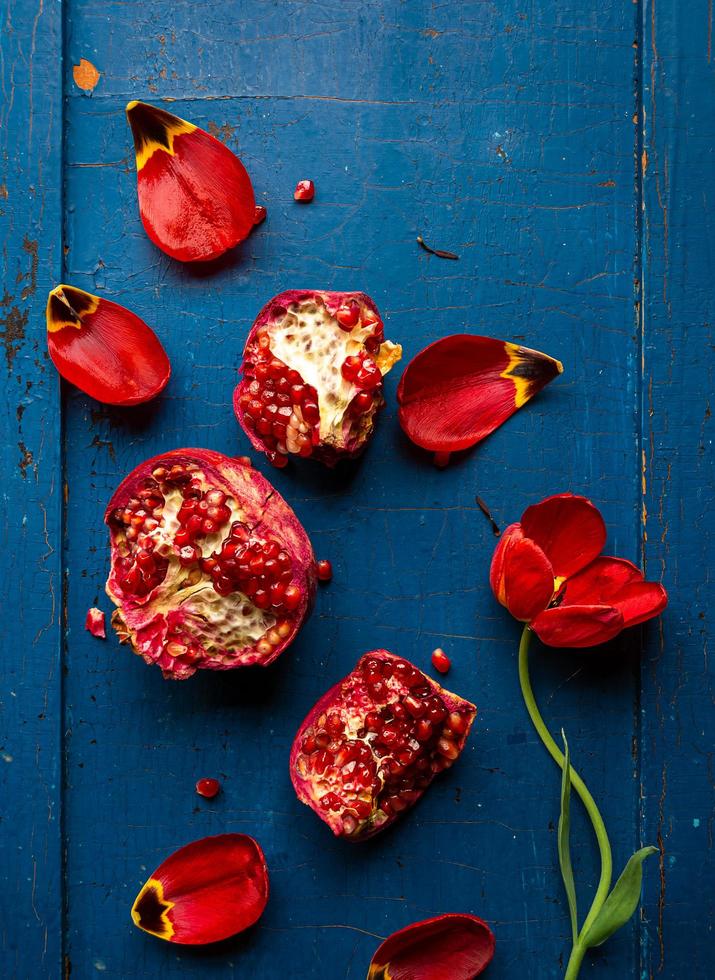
[0,1,64,976]
[59,1,644,976]
[640,1,715,976]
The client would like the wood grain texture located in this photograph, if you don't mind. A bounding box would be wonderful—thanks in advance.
[0,0,64,975]
[1,0,711,977]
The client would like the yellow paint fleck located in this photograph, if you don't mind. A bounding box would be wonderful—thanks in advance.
[72,59,100,92]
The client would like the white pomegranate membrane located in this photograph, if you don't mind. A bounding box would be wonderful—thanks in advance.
[234,290,402,467]
[105,449,317,680]
[290,650,476,839]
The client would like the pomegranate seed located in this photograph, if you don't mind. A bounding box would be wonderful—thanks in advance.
[336,302,360,329]
[352,391,373,414]
[415,719,433,742]
[254,204,267,225]
[447,710,469,734]
[294,179,315,202]
[437,737,459,760]
[283,584,301,610]
[317,559,333,582]
[433,451,451,468]
[196,777,221,799]
[341,355,362,383]
[431,648,451,674]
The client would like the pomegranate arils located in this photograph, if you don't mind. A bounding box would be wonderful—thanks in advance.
[317,559,333,582]
[290,650,476,839]
[196,777,221,799]
[294,179,315,202]
[431,647,451,673]
[105,449,317,679]
[253,205,267,225]
[234,291,402,466]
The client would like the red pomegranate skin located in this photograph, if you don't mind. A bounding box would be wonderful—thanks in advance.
[290,650,476,840]
[234,290,402,467]
[105,449,317,680]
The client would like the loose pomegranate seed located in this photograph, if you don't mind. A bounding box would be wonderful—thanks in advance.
[196,777,221,799]
[433,451,451,468]
[431,648,451,674]
[294,179,315,202]
[317,559,333,582]
[253,205,267,225]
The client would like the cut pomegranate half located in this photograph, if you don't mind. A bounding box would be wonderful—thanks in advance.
[367,913,495,979]
[105,449,317,680]
[126,101,256,262]
[131,834,268,945]
[290,650,476,840]
[234,290,402,467]
[397,334,563,465]
[46,285,170,406]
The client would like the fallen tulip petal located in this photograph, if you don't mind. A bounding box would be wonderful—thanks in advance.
[367,913,495,979]
[521,493,606,581]
[131,834,268,945]
[531,604,624,648]
[490,524,556,622]
[396,334,562,455]
[126,101,256,262]
[85,607,106,638]
[46,285,170,406]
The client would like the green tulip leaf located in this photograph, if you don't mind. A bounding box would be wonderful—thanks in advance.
[582,845,658,949]
[558,731,578,944]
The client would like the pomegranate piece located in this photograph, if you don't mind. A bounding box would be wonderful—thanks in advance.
[131,834,268,944]
[85,607,106,639]
[294,179,315,201]
[253,204,267,225]
[316,559,333,582]
[46,285,170,406]
[196,777,221,799]
[397,334,563,465]
[367,913,495,979]
[290,650,476,840]
[234,291,402,467]
[126,101,256,262]
[431,648,451,674]
[105,449,317,680]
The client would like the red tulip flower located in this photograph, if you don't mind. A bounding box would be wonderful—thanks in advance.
[490,493,667,647]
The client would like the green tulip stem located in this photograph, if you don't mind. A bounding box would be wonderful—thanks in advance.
[517,625,613,979]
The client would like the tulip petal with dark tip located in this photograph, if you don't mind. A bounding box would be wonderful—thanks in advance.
[46,284,170,405]
[490,493,667,647]
[126,101,256,262]
[367,914,495,979]
[131,834,268,945]
[397,334,562,464]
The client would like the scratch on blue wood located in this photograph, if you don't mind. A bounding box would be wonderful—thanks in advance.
[1,0,712,977]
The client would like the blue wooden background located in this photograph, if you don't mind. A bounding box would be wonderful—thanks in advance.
[1,1,712,977]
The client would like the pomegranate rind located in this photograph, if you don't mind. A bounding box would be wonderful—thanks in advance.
[131,833,269,945]
[46,285,171,406]
[126,101,256,263]
[105,448,317,679]
[367,913,496,979]
[85,607,106,639]
[234,290,402,467]
[290,649,476,841]
[396,334,563,454]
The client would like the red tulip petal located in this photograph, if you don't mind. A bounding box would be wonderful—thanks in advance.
[46,285,170,406]
[396,334,563,453]
[520,493,606,580]
[131,834,269,945]
[367,913,495,979]
[490,523,555,621]
[560,556,667,628]
[126,101,256,262]
[531,604,624,648]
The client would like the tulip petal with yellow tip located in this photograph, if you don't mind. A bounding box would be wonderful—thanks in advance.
[46,284,170,405]
[126,100,256,262]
